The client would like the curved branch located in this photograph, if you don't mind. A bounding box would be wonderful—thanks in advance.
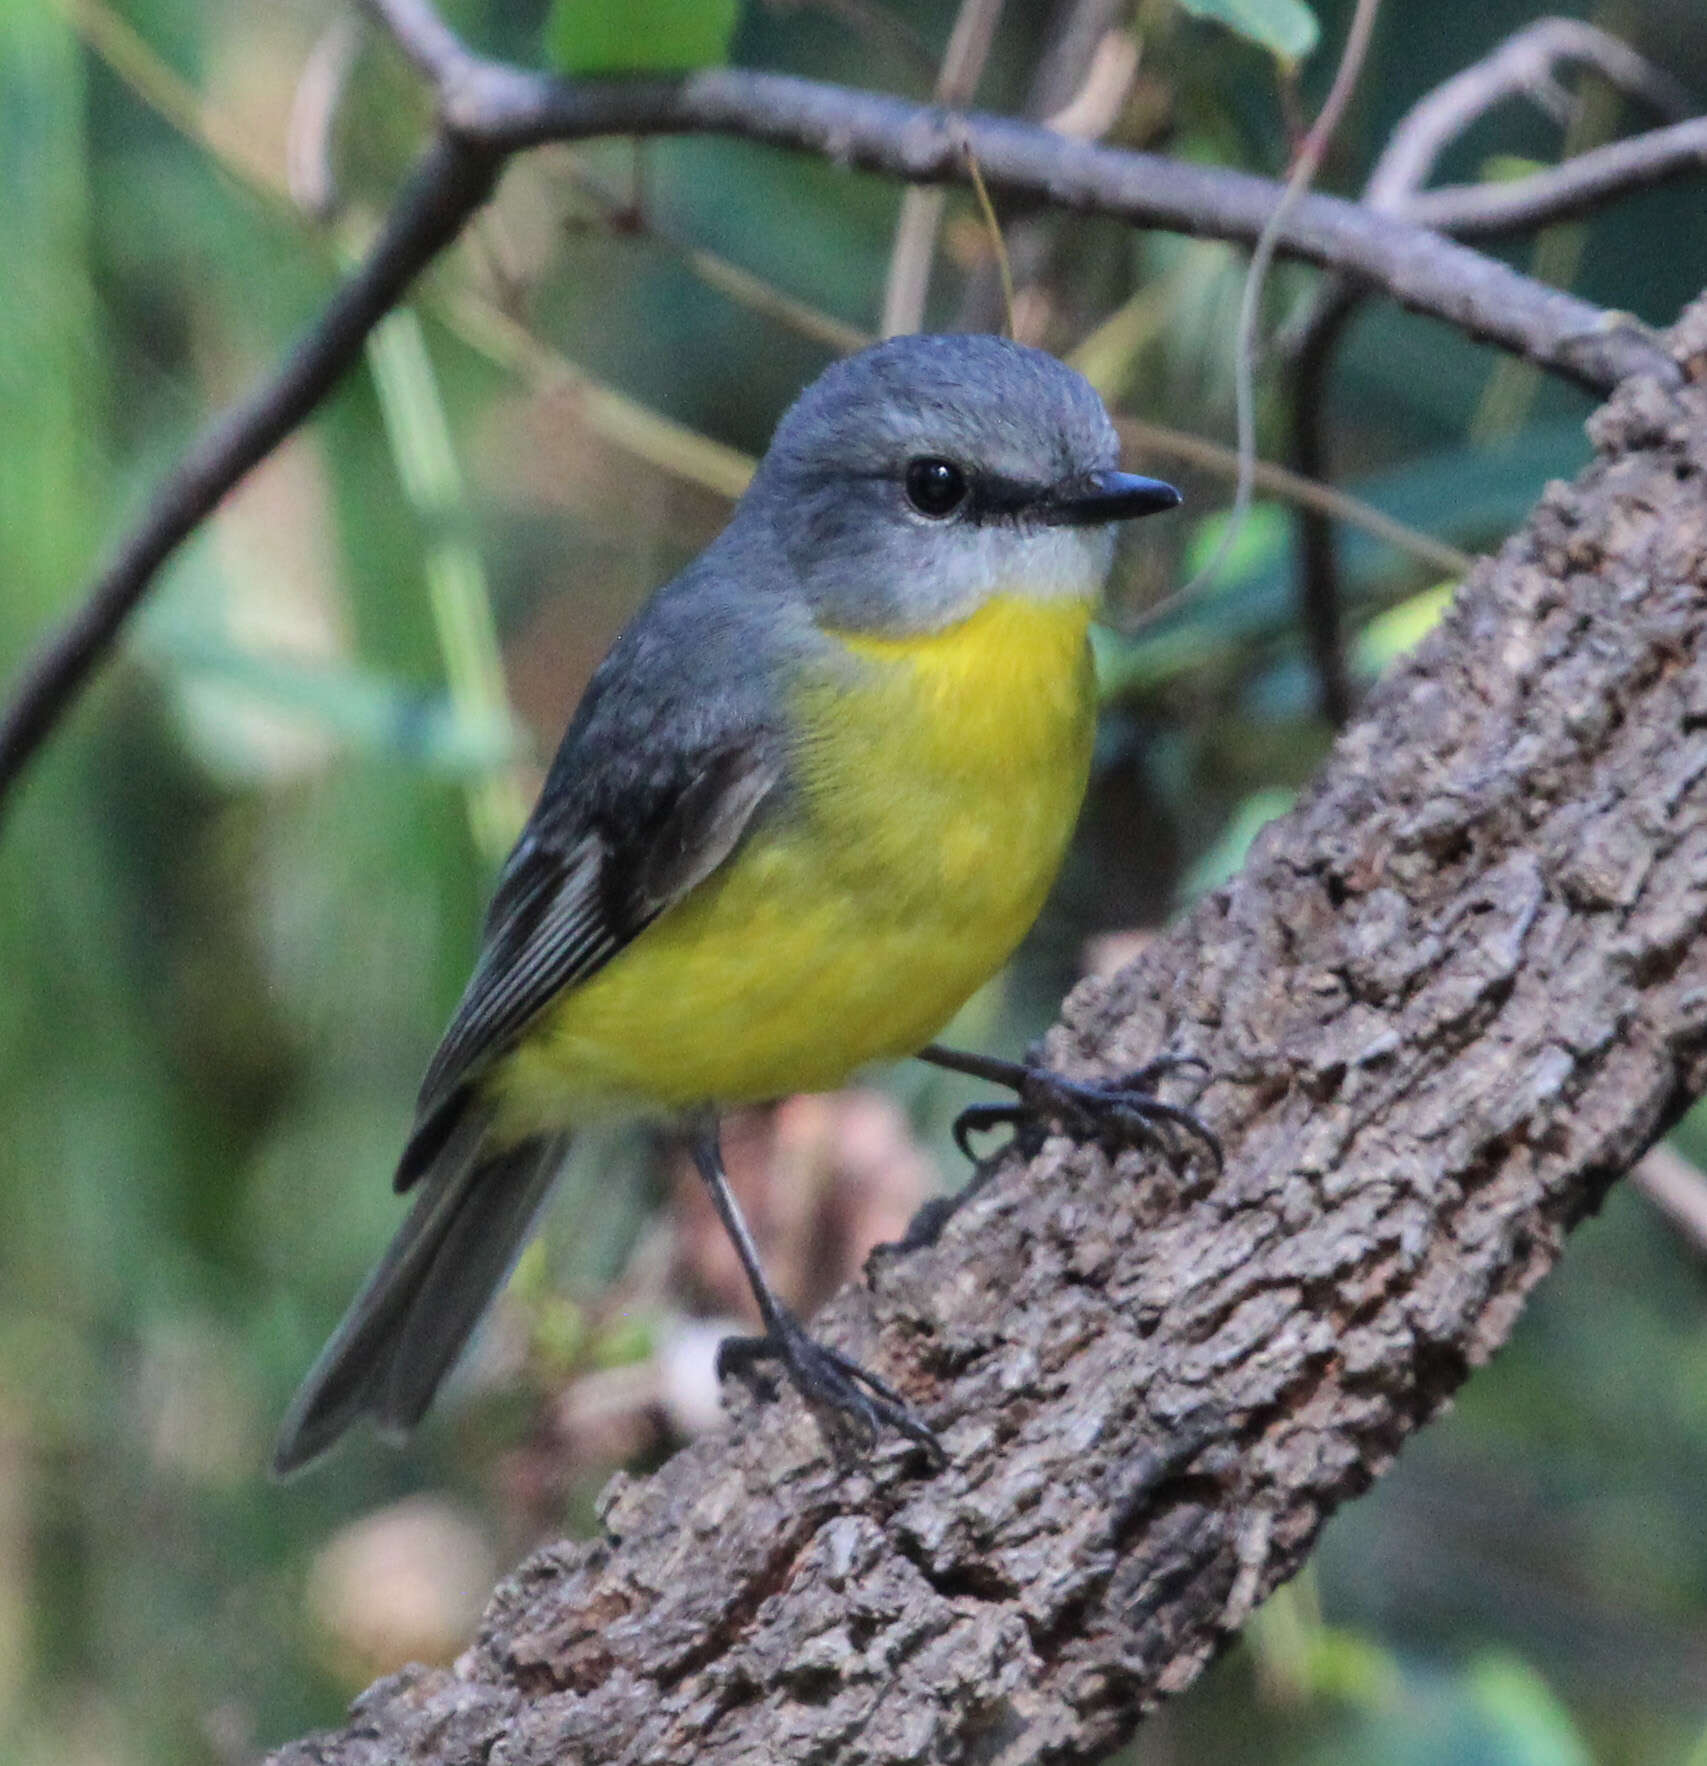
[1283,16,1699,728]
[430,61,1670,389]
[1287,293,1364,722]
[1363,15,1694,208]
[0,130,499,811]
[0,0,1683,818]
[268,296,1707,1766]
[1412,114,1707,237]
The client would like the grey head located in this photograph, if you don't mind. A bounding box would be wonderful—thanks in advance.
[725,333,1179,635]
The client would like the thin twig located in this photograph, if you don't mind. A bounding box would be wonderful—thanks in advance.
[1364,16,1693,210]
[1284,16,1698,728]
[1410,115,1707,237]
[1113,417,1470,579]
[286,13,364,223]
[879,0,1005,336]
[1631,1144,1707,1261]
[0,130,501,815]
[961,144,1016,337]
[0,0,1684,818]
[386,49,1675,392]
[1156,0,1384,667]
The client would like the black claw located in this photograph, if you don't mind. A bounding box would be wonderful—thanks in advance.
[936,1046,1221,1173]
[716,1332,783,1402]
[1045,1080,1222,1171]
[717,1308,943,1462]
[1098,1101,1176,1164]
[1120,1053,1210,1091]
[950,1101,1028,1161]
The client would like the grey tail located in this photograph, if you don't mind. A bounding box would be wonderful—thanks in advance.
[271,1104,567,1477]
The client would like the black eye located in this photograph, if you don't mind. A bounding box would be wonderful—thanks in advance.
[904,457,968,519]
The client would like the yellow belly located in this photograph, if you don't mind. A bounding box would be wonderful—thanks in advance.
[488,593,1096,1133]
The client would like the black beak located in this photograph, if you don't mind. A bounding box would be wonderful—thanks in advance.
[1043,469,1182,527]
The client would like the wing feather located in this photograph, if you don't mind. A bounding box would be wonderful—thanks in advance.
[403,741,780,1169]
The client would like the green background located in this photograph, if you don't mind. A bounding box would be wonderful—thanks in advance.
[1,1,1705,1760]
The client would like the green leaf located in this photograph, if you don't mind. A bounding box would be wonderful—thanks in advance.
[1354,581,1455,674]
[1465,1655,1594,1766]
[1175,0,1319,63]
[1181,785,1296,901]
[1181,498,1292,585]
[546,0,741,75]
[1481,153,1549,183]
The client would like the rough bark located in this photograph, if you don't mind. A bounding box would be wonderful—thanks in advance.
[271,297,1707,1766]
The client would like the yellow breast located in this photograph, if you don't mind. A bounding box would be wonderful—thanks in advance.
[798,593,1098,919]
[488,593,1097,1132]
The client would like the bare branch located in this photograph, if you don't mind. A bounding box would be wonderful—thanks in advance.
[1364,15,1693,208]
[359,0,1673,390]
[428,65,1674,388]
[1284,16,1698,729]
[0,0,1683,816]
[1180,0,1383,725]
[880,0,1005,337]
[1412,115,1707,238]
[267,296,1707,1766]
[1631,1144,1707,1261]
[0,130,500,813]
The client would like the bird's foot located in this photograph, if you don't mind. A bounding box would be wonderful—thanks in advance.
[948,1052,1221,1171]
[717,1307,943,1463]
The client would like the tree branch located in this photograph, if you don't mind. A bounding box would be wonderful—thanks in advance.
[1284,15,1697,728]
[1412,114,1707,237]
[878,0,1005,338]
[0,0,1689,821]
[0,129,500,814]
[269,297,1707,1766]
[1187,0,1385,724]
[429,62,1672,390]
[1361,15,1693,208]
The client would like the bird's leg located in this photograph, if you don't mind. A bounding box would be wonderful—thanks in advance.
[918,1044,1221,1170]
[688,1124,941,1460]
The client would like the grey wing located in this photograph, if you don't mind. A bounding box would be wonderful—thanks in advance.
[397,740,780,1188]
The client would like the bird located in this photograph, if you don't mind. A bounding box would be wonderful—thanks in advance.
[272,331,1208,1476]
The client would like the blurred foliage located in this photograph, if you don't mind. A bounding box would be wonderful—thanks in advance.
[545,0,743,74]
[1175,0,1321,64]
[1,0,1706,1762]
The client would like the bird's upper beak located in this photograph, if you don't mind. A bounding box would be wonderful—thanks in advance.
[1041,469,1182,527]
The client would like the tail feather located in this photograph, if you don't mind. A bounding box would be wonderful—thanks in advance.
[272,1107,567,1477]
